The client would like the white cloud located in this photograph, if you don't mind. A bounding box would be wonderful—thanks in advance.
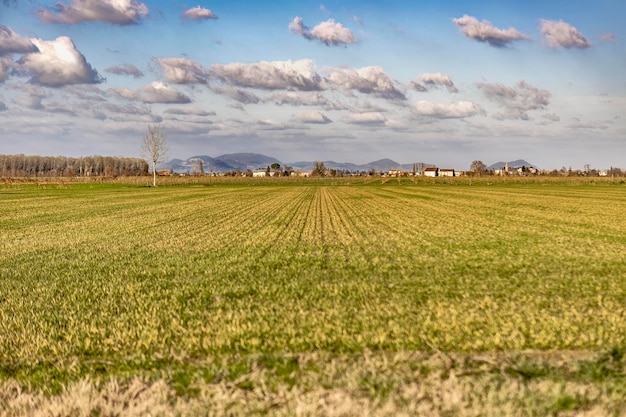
[181,6,218,21]
[539,19,592,49]
[0,26,38,55]
[289,17,357,46]
[14,94,44,110]
[385,119,410,131]
[105,64,144,78]
[452,15,530,47]
[411,72,458,93]
[208,59,323,91]
[325,66,405,100]
[0,56,12,82]
[415,101,483,119]
[153,57,206,84]
[343,111,386,125]
[17,36,103,87]
[476,80,550,120]
[268,91,329,107]
[212,86,261,104]
[38,0,149,25]
[109,81,191,103]
[294,110,332,124]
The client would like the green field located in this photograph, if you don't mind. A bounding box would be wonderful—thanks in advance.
[1,178,625,416]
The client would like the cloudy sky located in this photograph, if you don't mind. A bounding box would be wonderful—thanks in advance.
[1,0,624,169]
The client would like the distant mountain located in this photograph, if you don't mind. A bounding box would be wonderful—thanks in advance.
[162,153,435,174]
[215,153,281,171]
[290,159,435,173]
[160,153,281,173]
[487,159,537,170]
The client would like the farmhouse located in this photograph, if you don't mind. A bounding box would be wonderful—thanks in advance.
[439,168,455,177]
[424,167,438,177]
[252,168,268,177]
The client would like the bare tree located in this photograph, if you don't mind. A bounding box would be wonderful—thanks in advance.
[470,160,487,176]
[312,161,326,177]
[141,124,169,187]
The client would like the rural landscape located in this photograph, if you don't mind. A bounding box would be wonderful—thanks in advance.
[2,0,626,415]
[1,168,626,415]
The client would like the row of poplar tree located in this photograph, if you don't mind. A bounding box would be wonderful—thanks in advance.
[0,154,149,178]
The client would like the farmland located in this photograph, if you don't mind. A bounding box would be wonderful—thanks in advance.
[1,177,625,416]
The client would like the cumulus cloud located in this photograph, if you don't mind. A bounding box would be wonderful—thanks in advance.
[109,81,191,103]
[0,56,12,82]
[105,63,144,78]
[343,111,387,125]
[0,26,38,55]
[294,110,332,124]
[539,19,591,49]
[181,6,218,20]
[38,0,149,25]
[289,17,357,46]
[325,66,406,100]
[208,59,323,91]
[414,101,483,119]
[212,86,261,104]
[17,36,103,87]
[14,93,45,110]
[452,15,530,47]
[476,80,550,120]
[153,57,206,84]
[411,72,458,93]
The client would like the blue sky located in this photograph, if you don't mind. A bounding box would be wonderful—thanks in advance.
[1,0,624,169]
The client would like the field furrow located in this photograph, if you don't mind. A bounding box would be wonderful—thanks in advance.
[1,180,625,408]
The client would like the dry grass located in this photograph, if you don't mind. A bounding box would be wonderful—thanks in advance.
[1,351,625,417]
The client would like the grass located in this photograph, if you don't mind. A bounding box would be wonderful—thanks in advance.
[1,177,625,415]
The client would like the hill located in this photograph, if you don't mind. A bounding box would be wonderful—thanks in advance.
[161,153,281,173]
[487,159,537,170]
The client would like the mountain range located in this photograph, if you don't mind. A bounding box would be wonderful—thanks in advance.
[161,153,536,174]
[161,153,435,174]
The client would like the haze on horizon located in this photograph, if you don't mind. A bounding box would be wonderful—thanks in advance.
[0,0,624,170]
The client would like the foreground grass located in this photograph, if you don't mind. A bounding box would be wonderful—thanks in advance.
[1,178,625,414]
[2,350,625,416]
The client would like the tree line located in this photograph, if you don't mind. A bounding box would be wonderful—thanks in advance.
[0,154,148,178]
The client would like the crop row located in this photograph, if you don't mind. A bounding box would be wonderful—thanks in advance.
[1,183,625,377]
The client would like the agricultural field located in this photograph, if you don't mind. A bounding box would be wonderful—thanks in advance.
[1,177,625,416]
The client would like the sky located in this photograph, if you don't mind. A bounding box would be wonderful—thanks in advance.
[1,0,625,170]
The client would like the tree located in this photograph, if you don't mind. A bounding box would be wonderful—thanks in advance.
[470,160,487,176]
[141,124,169,187]
[312,161,326,177]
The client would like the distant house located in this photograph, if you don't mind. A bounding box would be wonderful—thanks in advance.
[424,167,438,177]
[439,168,455,177]
[156,170,171,176]
[252,168,267,177]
